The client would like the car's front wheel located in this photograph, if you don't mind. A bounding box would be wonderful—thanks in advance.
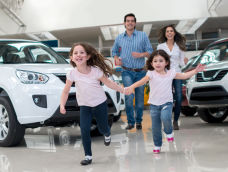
[0,97,25,146]
[197,108,228,123]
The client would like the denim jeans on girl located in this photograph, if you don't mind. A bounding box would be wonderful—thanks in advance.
[150,102,173,147]
[122,69,146,125]
[173,79,182,122]
[80,101,110,156]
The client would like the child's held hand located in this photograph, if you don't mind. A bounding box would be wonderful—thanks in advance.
[195,63,206,73]
[124,86,134,95]
[60,105,66,115]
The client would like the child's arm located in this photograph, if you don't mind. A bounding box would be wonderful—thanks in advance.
[175,64,206,80]
[125,76,150,95]
[60,80,73,114]
[100,76,124,93]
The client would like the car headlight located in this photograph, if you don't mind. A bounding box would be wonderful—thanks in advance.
[16,70,49,84]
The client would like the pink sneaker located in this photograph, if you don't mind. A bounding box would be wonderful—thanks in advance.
[153,149,160,154]
[167,137,174,142]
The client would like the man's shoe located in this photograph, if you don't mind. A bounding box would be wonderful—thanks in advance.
[80,159,92,166]
[136,123,142,130]
[173,121,179,130]
[104,135,111,146]
[125,124,134,130]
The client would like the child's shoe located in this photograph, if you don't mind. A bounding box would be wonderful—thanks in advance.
[104,135,111,146]
[153,147,161,154]
[167,137,174,142]
[80,156,92,166]
[167,133,174,142]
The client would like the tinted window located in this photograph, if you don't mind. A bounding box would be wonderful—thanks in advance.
[199,42,228,65]
[56,52,70,60]
[193,42,228,66]
[0,42,67,64]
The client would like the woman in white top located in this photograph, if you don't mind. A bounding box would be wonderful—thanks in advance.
[157,24,187,130]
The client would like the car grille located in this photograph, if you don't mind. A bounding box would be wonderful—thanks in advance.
[196,69,228,82]
[190,86,228,101]
[53,74,75,87]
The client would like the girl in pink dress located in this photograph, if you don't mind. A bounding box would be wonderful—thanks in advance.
[125,49,205,154]
[60,42,123,165]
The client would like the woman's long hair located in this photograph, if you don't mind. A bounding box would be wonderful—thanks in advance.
[69,42,113,76]
[158,24,186,51]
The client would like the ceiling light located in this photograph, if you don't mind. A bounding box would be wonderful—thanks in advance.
[143,24,152,36]
[187,18,208,34]
[100,25,125,40]
[26,32,57,41]
[176,18,207,34]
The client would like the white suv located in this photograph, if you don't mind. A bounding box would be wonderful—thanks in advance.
[0,39,119,146]
[186,38,228,123]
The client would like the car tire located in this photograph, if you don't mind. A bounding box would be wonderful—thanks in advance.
[113,111,122,122]
[0,97,25,146]
[181,106,197,116]
[90,115,113,136]
[197,108,228,123]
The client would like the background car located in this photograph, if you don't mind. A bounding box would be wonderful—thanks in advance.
[52,47,71,63]
[0,39,120,146]
[186,38,228,123]
[180,55,201,116]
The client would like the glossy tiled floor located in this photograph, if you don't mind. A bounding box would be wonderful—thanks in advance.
[1,110,228,172]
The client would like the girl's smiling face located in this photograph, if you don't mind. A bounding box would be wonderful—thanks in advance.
[151,55,168,73]
[71,45,90,66]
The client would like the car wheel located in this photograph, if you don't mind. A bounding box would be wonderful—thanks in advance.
[0,97,25,146]
[181,106,197,116]
[113,111,122,122]
[197,108,228,123]
[90,115,113,136]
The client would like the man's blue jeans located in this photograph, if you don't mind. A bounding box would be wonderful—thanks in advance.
[150,102,173,147]
[173,79,182,122]
[122,69,146,125]
[80,101,110,156]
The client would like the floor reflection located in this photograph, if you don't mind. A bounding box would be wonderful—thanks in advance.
[1,111,228,172]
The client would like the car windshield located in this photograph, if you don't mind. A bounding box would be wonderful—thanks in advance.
[195,42,228,65]
[0,42,67,64]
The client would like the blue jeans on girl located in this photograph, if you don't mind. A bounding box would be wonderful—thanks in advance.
[80,101,110,156]
[122,69,146,125]
[150,102,173,147]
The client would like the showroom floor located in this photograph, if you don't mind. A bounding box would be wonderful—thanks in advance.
[1,110,228,172]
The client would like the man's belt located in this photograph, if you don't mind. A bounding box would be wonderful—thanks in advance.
[122,66,144,72]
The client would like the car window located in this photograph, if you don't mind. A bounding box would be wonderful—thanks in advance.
[56,52,70,60]
[199,42,228,65]
[0,42,67,64]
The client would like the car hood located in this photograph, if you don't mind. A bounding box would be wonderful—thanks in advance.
[4,64,73,74]
[205,61,228,70]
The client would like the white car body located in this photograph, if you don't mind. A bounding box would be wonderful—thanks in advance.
[0,40,119,146]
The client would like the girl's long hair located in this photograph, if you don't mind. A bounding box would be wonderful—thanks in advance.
[69,42,113,76]
[158,24,186,51]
